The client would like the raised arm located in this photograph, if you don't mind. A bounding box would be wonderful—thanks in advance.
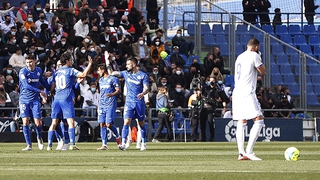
[77,56,93,78]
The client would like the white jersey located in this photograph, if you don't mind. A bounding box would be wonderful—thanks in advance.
[233,50,263,96]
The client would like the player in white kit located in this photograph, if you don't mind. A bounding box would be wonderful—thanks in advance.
[232,38,266,161]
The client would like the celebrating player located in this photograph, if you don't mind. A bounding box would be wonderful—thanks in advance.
[47,53,92,150]
[113,57,149,151]
[96,64,121,150]
[233,38,266,160]
[19,54,50,151]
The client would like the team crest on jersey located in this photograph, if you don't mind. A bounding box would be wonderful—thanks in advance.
[37,72,40,76]
[137,76,141,79]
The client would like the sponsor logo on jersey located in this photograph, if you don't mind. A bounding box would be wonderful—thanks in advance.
[127,78,140,85]
[28,78,39,83]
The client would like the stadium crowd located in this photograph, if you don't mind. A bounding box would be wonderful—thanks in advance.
[0,1,297,122]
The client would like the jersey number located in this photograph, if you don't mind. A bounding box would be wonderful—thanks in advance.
[56,76,66,89]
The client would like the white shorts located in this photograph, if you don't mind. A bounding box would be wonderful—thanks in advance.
[232,92,263,120]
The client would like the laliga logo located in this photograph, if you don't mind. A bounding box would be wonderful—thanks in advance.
[225,120,281,142]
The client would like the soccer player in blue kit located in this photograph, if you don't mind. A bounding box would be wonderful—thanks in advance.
[96,64,121,150]
[47,53,92,150]
[19,54,50,151]
[113,57,149,151]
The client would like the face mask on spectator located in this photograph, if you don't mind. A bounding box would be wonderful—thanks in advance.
[36,7,41,11]
[52,40,56,44]
[84,38,90,43]
[61,41,66,45]
[22,27,26,32]
[81,49,86,54]
[7,70,12,74]
[0,104,5,107]
[112,56,116,61]
[176,88,182,93]
[206,81,210,86]
[162,82,167,86]
[23,38,28,43]
[29,49,35,53]
[117,31,121,34]
[12,39,16,44]
[101,9,104,13]
[176,70,181,75]
[91,88,96,92]
[84,80,87,84]
[11,31,16,35]
[139,40,144,46]
[114,10,118,14]
[10,80,14,84]
[24,6,28,11]
[177,33,181,37]
[109,22,114,26]
[153,71,158,75]
[218,80,223,84]
[90,48,95,52]
[155,42,160,46]
[28,18,33,22]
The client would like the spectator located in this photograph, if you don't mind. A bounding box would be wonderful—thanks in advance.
[272,84,282,107]
[148,74,158,108]
[5,26,18,45]
[169,83,187,109]
[148,37,165,70]
[210,67,224,83]
[54,3,67,25]
[276,94,293,118]
[132,36,150,67]
[256,0,271,25]
[272,8,282,30]
[94,5,107,29]
[120,35,134,59]
[16,1,29,24]
[9,46,25,73]
[171,29,194,56]
[188,89,201,141]
[6,34,19,55]
[304,0,319,25]
[151,28,165,43]
[146,16,160,40]
[133,16,146,42]
[9,83,19,107]
[43,3,54,23]
[15,23,25,45]
[30,2,42,22]
[37,55,52,78]
[74,16,89,46]
[23,14,35,32]
[35,12,49,33]
[65,7,77,29]
[0,15,15,34]
[2,65,19,83]
[170,46,186,67]
[0,37,10,71]
[242,0,257,24]
[169,66,187,89]
[141,26,151,46]
[106,6,120,27]
[88,26,101,45]
[127,7,140,25]
[146,0,161,24]
[99,26,112,45]
[82,82,99,117]
[26,24,39,39]
[106,35,123,66]
[3,74,14,93]
[119,15,133,36]
[1,2,16,24]
[57,36,70,54]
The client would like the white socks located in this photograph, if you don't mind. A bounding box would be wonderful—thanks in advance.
[246,120,264,154]
[236,121,247,155]
[236,120,264,155]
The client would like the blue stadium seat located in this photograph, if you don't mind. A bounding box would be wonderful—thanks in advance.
[239,34,251,45]
[303,25,317,35]
[294,65,300,74]
[288,25,302,35]
[187,24,195,36]
[249,25,261,34]
[275,25,289,36]
[225,75,234,87]
[236,24,249,34]
[309,65,320,75]
[219,44,229,56]
[314,84,320,94]
[280,65,294,75]
[215,34,228,45]
[307,84,315,94]
[271,74,284,85]
[224,24,230,34]
[201,24,212,35]
[306,57,318,66]
[307,94,320,106]
[261,25,275,36]
[288,84,300,96]
[286,46,299,56]
[307,74,313,85]
[212,24,225,34]
[313,45,320,57]
[308,35,320,46]
[189,55,200,64]
[272,44,285,55]
[280,34,293,45]
[290,54,299,65]
[236,44,244,56]
[204,34,216,46]
[312,75,320,84]
[283,74,297,85]
[270,56,276,65]
[270,64,280,74]
[299,45,313,55]
[294,35,307,46]
[270,37,280,45]
[276,54,290,65]
[254,34,264,44]
[296,113,309,118]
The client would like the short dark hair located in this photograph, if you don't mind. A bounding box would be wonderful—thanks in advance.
[98,64,108,72]
[60,53,71,65]
[247,38,260,47]
[25,54,35,60]
[275,8,280,13]
[127,57,138,65]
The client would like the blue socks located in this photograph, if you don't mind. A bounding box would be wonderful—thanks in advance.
[48,130,55,147]
[63,124,69,144]
[23,125,31,146]
[55,124,64,142]
[109,124,119,138]
[140,124,146,143]
[122,125,129,144]
[101,127,107,146]
[68,128,75,145]
[35,124,42,139]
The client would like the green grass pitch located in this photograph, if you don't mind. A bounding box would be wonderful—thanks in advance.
[0,142,320,180]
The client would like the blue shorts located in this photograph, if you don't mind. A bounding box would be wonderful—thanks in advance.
[51,100,75,119]
[123,101,146,121]
[19,101,41,119]
[98,103,116,124]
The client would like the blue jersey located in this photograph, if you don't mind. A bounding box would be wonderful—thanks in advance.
[120,70,149,102]
[99,75,120,107]
[19,67,48,103]
[53,66,80,101]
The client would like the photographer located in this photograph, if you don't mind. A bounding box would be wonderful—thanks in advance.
[200,76,220,141]
[188,88,202,142]
[152,86,173,142]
